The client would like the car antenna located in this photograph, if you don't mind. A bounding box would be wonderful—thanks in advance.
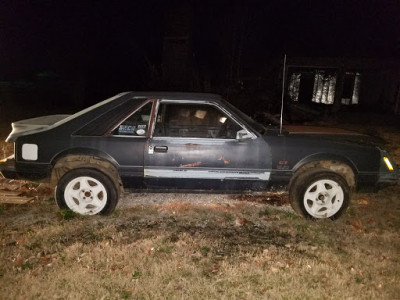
[279,53,287,135]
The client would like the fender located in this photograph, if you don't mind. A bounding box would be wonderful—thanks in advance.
[49,148,123,191]
[291,152,359,190]
[50,147,120,169]
[292,152,358,175]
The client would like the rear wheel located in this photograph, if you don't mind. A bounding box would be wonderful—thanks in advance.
[55,168,118,215]
[289,169,350,220]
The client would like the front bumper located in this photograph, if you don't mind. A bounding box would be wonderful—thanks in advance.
[376,171,400,190]
[355,169,399,192]
[375,150,400,189]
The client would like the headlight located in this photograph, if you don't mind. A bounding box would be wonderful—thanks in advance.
[383,157,394,171]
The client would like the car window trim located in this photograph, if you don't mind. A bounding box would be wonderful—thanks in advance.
[151,99,256,140]
[151,136,238,142]
[107,99,154,137]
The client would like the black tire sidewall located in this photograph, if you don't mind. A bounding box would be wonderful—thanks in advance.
[290,169,350,220]
[55,168,118,215]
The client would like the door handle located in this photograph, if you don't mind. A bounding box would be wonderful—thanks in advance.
[154,146,168,153]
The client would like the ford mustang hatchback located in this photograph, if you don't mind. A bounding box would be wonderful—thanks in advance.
[1,92,398,219]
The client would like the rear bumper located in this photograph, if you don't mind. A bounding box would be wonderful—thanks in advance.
[0,155,19,179]
[0,155,51,181]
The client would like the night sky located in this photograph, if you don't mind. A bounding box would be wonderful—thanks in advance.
[0,0,399,106]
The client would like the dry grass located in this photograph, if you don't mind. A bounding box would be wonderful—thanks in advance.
[0,123,13,159]
[1,188,399,299]
[0,120,400,299]
[0,141,13,161]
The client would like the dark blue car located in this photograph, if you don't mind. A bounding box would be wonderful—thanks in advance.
[1,92,398,219]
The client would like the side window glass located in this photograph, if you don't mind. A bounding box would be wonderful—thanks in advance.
[154,103,242,139]
[112,102,152,136]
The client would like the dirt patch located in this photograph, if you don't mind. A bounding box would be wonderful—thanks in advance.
[231,192,289,206]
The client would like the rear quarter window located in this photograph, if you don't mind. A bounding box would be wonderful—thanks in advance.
[73,98,148,136]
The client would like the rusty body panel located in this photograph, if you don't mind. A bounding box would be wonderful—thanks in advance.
[144,136,271,191]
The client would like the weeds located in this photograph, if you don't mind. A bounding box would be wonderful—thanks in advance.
[200,246,211,256]
[284,211,298,219]
[258,207,270,216]
[120,290,132,299]
[20,262,33,271]
[157,244,174,254]
[24,241,41,250]
[58,209,76,220]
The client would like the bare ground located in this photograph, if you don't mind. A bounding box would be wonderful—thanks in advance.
[0,119,399,299]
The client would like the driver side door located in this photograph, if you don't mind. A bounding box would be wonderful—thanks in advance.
[144,100,271,191]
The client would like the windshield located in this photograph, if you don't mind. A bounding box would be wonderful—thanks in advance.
[222,100,268,134]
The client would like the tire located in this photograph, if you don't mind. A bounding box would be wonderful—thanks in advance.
[289,168,350,220]
[55,168,119,215]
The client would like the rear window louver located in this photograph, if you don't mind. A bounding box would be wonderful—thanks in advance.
[74,98,147,136]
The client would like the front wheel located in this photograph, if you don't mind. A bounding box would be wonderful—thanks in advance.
[55,168,118,215]
[289,169,350,220]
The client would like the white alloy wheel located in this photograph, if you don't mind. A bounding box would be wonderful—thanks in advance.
[64,176,108,215]
[303,179,344,219]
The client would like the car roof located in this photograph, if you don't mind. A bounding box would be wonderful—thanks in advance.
[125,91,223,101]
[6,92,225,142]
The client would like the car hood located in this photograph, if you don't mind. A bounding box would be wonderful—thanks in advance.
[5,114,71,142]
[283,125,386,146]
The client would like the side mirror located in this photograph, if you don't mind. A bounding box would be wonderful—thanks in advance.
[236,129,252,141]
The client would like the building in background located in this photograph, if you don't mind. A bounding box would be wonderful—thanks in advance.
[285,57,400,114]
